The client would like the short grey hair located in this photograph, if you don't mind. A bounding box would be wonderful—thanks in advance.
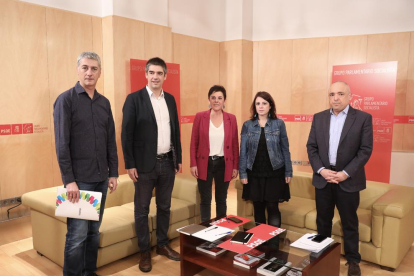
[77,52,101,68]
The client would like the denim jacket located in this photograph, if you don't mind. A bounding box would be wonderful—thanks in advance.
[239,118,293,180]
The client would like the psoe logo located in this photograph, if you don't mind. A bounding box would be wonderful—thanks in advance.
[350,94,363,110]
[12,124,22,135]
[0,125,12,135]
[23,123,33,134]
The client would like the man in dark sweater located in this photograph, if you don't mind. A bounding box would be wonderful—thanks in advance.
[53,52,118,276]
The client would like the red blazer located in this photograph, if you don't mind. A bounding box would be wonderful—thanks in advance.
[190,110,239,182]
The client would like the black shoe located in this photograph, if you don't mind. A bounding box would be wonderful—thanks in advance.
[156,244,181,261]
[346,261,361,276]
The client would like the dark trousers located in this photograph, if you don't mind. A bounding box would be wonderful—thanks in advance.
[63,179,108,276]
[315,183,361,263]
[134,158,176,252]
[253,201,281,227]
[197,157,229,223]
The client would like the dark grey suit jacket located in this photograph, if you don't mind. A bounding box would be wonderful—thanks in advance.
[121,87,182,173]
[306,106,373,192]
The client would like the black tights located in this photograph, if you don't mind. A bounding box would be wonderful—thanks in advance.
[253,201,281,227]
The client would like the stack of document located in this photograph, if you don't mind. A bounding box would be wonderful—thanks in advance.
[192,225,234,242]
[290,233,333,253]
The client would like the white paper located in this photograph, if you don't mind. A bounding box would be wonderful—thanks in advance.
[290,233,333,253]
[192,225,234,242]
[55,187,102,221]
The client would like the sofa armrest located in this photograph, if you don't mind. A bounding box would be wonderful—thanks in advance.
[171,174,200,216]
[372,185,414,218]
[371,185,414,269]
[22,186,67,223]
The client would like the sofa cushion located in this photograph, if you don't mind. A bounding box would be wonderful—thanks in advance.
[99,206,150,247]
[279,196,316,228]
[150,197,195,229]
[122,197,195,230]
[289,172,315,200]
[305,208,371,242]
[104,175,135,208]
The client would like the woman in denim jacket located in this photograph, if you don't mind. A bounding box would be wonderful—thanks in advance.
[239,91,292,228]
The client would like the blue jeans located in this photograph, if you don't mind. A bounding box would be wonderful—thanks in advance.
[63,180,108,276]
[134,158,176,252]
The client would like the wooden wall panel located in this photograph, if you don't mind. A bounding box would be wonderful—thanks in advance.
[367,32,410,151]
[0,0,53,200]
[92,16,104,94]
[144,23,173,62]
[291,38,329,114]
[111,16,145,174]
[241,40,253,122]
[291,38,329,172]
[256,40,293,114]
[173,34,199,116]
[172,34,198,174]
[403,32,414,151]
[252,41,260,100]
[198,38,220,111]
[172,35,219,174]
[328,35,368,82]
[220,40,243,126]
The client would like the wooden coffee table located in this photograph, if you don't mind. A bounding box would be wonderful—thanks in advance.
[180,220,340,276]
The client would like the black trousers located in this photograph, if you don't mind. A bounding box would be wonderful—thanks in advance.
[315,183,361,263]
[134,157,176,252]
[197,157,229,223]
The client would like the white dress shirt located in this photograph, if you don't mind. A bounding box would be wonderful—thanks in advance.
[146,86,171,154]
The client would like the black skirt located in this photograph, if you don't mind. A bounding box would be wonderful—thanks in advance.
[242,167,290,203]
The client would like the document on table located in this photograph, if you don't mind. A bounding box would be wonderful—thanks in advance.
[290,233,334,253]
[55,187,102,221]
[192,225,234,242]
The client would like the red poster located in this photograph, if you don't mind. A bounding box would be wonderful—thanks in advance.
[130,59,181,122]
[332,62,397,183]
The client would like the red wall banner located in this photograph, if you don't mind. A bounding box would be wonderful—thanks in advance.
[130,59,181,122]
[332,61,397,183]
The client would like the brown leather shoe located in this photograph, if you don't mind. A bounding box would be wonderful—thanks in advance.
[139,251,152,272]
[156,244,181,261]
[346,261,361,276]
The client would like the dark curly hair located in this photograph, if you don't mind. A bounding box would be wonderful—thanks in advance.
[250,91,277,120]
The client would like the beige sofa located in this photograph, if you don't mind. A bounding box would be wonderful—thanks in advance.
[22,174,200,267]
[236,171,414,270]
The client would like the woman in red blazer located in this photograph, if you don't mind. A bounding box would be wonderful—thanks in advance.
[190,85,239,222]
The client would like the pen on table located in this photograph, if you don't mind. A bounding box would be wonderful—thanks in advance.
[205,226,218,232]
[244,233,252,240]
[307,235,316,239]
[216,231,232,236]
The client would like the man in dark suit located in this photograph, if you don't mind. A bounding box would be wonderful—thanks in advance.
[307,81,373,276]
[121,57,182,273]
